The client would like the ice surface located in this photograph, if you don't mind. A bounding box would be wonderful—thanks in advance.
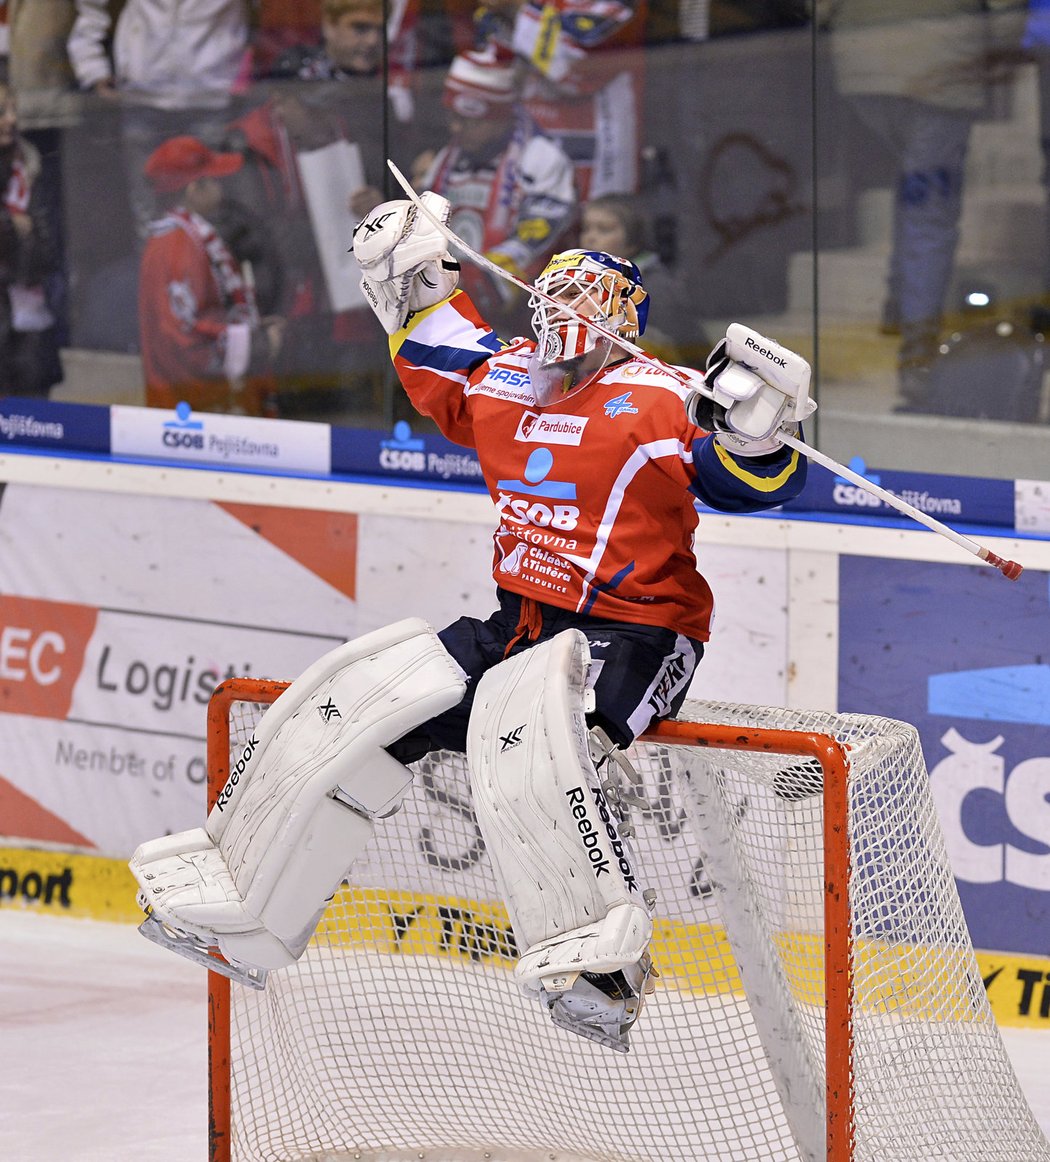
[2,909,1047,1162]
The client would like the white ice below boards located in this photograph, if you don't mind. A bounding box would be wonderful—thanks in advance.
[1,908,1049,1162]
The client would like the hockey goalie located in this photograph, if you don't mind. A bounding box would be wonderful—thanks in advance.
[129,191,815,1053]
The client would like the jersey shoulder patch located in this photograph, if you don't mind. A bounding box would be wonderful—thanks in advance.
[467,343,536,404]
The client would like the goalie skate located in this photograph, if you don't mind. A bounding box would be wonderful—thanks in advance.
[136,901,267,990]
[543,954,657,1054]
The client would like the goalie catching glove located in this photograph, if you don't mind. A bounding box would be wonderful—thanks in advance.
[352,193,461,334]
[686,324,816,456]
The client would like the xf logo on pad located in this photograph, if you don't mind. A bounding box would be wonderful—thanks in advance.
[500,724,526,751]
[356,211,396,237]
[318,699,341,723]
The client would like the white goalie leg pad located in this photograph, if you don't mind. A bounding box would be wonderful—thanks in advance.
[466,629,654,1001]
[130,618,466,981]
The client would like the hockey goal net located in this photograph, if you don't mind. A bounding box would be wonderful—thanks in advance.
[206,679,1049,1162]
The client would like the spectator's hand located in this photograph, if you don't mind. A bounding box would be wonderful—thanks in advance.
[349,186,384,221]
[10,212,32,239]
[93,79,119,101]
[262,316,286,361]
[409,149,435,190]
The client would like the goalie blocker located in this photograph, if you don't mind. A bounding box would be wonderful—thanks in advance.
[687,323,816,456]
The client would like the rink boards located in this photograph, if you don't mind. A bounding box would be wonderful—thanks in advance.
[0,452,1047,1024]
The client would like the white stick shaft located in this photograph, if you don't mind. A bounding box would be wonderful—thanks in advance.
[387,160,643,355]
[387,160,1019,576]
[776,432,986,557]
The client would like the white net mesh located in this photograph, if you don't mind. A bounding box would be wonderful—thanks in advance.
[218,695,1050,1162]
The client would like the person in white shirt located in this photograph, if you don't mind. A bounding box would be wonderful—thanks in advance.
[67,0,252,231]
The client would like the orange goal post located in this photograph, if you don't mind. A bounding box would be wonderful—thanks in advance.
[204,678,1050,1162]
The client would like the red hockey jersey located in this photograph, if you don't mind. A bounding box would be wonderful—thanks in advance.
[391,291,807,641]
[139,208,273,414]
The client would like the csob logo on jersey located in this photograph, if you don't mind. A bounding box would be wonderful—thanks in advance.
[495,447,580,530]
[604,391,639,418]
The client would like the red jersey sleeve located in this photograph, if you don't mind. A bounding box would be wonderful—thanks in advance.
[388,291,507,447]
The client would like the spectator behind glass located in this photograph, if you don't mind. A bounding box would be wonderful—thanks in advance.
[468,1,647,200]
[578,192,704,364]
[138,135,285,416]
[4,2,76,359]
[818,0,1000,413]
[6,0,79,130]
[67,0,252,233]
[275,0,384,77]
[0,79,65,397]
[421,46,577,333]
[242,0,417,421]
[270,0,415,218]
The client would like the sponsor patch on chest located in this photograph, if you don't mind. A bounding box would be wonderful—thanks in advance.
[514,411,588,445]
[470,364,535,403]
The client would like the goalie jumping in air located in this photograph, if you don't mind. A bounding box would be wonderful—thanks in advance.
[129,192,814,1054]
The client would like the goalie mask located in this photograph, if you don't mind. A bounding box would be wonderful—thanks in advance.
[527,250,649,404]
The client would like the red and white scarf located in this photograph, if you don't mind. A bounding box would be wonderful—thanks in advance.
[4,154,30,215]
[167,207,259,324]
[429,114,529,252]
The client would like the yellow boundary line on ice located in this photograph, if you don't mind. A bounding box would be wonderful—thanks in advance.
[2,846,1046,1028]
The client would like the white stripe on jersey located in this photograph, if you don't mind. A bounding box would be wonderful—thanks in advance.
[401,364,470,388]
[570,437,689,612]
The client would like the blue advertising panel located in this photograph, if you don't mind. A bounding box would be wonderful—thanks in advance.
[0,398,110,455]
[783,459,1017,530]
[330,420,485,489]
[838,556,1050,956]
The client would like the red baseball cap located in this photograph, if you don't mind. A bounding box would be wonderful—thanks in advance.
[144,135,243,193]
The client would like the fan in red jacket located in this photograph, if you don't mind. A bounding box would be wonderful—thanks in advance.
[138,135,285,414]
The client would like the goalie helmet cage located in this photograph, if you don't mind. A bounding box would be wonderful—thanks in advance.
[205,678,1049,1162]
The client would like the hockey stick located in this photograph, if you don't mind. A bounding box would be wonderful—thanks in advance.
[387,160,1023,581]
